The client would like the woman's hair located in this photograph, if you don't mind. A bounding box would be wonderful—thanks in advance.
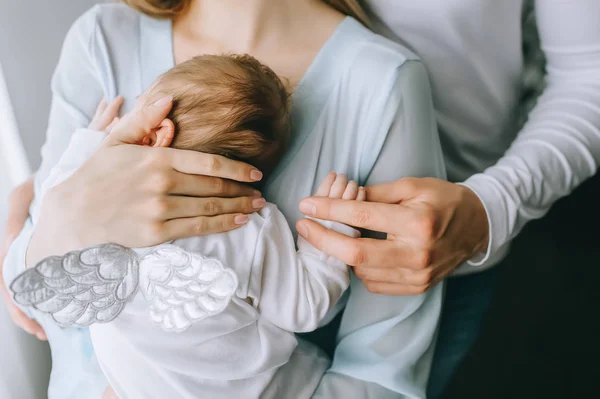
[122,0,371,26]
[323,0,370,27]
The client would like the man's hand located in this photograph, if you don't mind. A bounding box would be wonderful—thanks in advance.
[296,177,489,295]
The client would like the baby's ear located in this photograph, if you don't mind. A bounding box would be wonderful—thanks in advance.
[146,119,175,148]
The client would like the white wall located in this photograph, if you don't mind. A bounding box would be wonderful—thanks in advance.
[0,0,103,169]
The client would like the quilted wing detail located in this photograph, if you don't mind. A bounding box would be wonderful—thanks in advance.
[10,243,139,327]
[138,245,239,333]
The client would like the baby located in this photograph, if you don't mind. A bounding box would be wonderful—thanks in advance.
[11,54,363,399]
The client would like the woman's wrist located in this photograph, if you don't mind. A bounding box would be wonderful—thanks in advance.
[25,186,88,268]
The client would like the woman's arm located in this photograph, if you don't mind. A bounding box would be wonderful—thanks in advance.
[0,178,46,339]
[302,61,446,397]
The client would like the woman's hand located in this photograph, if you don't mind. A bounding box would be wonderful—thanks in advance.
[0,178,47,340]
[27,96,265,267]
[296,177,489,295]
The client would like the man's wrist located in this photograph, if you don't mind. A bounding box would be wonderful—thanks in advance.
[466,186,490,254]
[456,182,493,266]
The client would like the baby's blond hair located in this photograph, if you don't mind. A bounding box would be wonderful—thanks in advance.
[146,54,291,177]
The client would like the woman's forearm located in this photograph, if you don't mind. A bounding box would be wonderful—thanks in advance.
[25,189,73,268]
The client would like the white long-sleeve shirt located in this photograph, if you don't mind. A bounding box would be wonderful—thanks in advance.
[366,0,600,270]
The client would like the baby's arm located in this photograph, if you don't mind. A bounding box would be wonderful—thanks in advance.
[254,173,364,333]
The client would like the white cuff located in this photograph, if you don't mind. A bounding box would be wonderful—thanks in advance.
[458,173,510,267]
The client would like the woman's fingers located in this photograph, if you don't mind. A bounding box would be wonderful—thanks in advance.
[162,213,250,240]
[161,196,265,219]
[105,117,120,134]
[106,95,173,145]
[167,149,263,183]
[169,171,259,197]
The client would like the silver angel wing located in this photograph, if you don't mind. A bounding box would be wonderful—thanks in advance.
[10,243,139,327]
[138,245,239,333]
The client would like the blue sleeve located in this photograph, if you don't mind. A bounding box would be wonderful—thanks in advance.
[36,5,106,193]
[328,61,446,398]
[2,7,105,285]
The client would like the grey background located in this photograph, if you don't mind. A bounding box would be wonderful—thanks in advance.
[0,0,101,169]
[1,2,599,398]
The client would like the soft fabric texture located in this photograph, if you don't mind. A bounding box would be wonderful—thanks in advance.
[3,5,446,398]
[10,243,240,332]
[365,0,600,271]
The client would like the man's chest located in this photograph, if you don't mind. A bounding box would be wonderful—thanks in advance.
[364,0,523,50]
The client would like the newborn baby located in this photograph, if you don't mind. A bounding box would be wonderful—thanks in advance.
[11,54,362,399]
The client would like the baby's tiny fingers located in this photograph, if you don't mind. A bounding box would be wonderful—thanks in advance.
[356,186,366,201]
[315,172,336,197]
[103,96,124,120]
[329,174,347,199]
[98,97,124,129]
[93,98,108,120]
[106,117,120,134]
[342,180,359,200]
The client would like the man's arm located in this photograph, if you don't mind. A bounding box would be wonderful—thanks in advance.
[462,0,600,265]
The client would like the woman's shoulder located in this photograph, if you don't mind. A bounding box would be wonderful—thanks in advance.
[337,18,425,88]
[65,3,144,55]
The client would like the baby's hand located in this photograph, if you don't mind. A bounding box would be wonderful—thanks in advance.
[88,96,124,133]
[315,172,366,201]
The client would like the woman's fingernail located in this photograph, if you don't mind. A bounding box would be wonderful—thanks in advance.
[234,214,249,225]
[252,198,266,209]
[153,95,173,107]
[299,200,316,216]
[252,189,262,197]
[297,221,308,238]
[250,169,263,181]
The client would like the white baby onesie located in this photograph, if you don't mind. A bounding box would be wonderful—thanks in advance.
[33,128,358,399]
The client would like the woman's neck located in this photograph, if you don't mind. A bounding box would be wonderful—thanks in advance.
[175,0,314,55]
[173,0,344,86]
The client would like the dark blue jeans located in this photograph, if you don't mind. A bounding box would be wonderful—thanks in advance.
[427,266,500,399]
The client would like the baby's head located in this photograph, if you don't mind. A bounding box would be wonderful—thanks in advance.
[143,54,291,177]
